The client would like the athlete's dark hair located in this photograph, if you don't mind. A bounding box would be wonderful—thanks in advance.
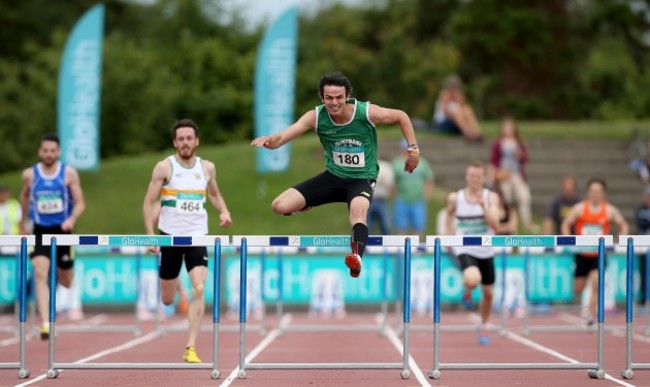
[318,71,353,99]
[171,119,199,139]
[586,177,607,191]
[41,133,60,146]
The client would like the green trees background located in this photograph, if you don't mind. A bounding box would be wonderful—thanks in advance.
[1,0,649,173]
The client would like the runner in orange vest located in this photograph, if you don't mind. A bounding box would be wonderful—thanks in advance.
[561,178,628,325]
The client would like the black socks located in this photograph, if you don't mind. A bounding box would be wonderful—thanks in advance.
[352,223,368,257]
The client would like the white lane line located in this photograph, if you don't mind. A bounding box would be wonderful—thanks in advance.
[558,312,650,342]
[468,312,633,386]
[14,330,162,387]
[0,336,20,347]
[383,324,431,387]
[218,313,292,387]
[504,331,635,387]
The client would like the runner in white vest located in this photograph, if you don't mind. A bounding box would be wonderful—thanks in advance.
[142,119,232,363]
[445,162,500,345]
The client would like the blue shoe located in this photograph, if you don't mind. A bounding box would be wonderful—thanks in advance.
[477,327,490,345]
[462,289,472,310]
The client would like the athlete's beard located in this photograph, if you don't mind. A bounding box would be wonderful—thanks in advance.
[41,158,57,168]
[177,147,195,160]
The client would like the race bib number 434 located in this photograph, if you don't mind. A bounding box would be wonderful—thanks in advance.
[37,196,63,214]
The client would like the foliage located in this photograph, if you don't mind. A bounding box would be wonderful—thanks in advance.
[0,0,650,174]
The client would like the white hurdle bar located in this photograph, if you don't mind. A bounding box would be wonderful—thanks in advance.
[620,235,650,379]
[427,235,613,381]
[41,234,228,380]
[0,236,35,379]
[232,235,418,380]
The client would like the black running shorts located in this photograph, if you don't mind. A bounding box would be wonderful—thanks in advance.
[293,170,375,209]
[31,224,74,270]
[455,254,495,286]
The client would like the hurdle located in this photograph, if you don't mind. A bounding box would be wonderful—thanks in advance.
[428,235,613,380]
[620,235,650,379]
[233,235,417,380]
[271,242,402,333]
[42,234,227,380]
[0,236,34,379]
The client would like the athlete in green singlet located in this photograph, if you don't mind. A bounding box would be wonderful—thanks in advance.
[251,71,421,278]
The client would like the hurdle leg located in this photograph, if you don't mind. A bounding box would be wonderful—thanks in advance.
[237,238,248,379]
[211,238,222,379]
[400,239,412,380]
[622,237,634,379]
[587,238,606,380]
[429,238,442,380]
[523,248,530,336]
[380,249,389,335]
[646,250,650,336]
[276,250,284,330]
[134,250,142,336]
[47,237,60,379]
[500,248,507,335]
[18,237,30,378]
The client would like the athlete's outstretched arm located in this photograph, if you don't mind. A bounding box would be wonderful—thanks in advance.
[62,167,85,232]
[18,168,33,234]
[204,161,232,228]
[368,104,419,173]
[251,110,316,149]
[142,160,169,236]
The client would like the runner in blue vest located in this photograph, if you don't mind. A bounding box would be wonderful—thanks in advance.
[251,71,421,278]
[19,133,86,340]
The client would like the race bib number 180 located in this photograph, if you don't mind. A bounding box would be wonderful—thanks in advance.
[332,151,365,168]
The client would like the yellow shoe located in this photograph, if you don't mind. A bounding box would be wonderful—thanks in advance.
[40,323,50,341]
[182,346,202,363]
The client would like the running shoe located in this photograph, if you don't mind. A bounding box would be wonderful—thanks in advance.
[462,289,472,310]
[345,240,362,278]
[40,323,50,341]
[477,326,491,346]
[182,346,202,363]
[345,253,362,278]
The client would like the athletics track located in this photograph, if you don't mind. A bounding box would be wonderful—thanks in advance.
[1,308,649,387]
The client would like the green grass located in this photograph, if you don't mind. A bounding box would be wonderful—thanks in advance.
[0,120,643,236]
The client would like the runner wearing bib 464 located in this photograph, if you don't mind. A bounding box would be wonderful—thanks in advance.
[143,119,232,364]
[19,133,86,341]
[251,71,422,279]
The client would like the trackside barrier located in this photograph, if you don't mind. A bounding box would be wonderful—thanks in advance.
[270,242,403,334]
[42,234,228,380]
[0,236,35,378]
[519,245,626,335]
[620,235,650,379]
[233,235,418,380]
[0,248,21,335]
[56,246,145,335]
[427,235,613,381]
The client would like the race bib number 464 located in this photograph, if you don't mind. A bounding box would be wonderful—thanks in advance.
[176,192,204,214]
